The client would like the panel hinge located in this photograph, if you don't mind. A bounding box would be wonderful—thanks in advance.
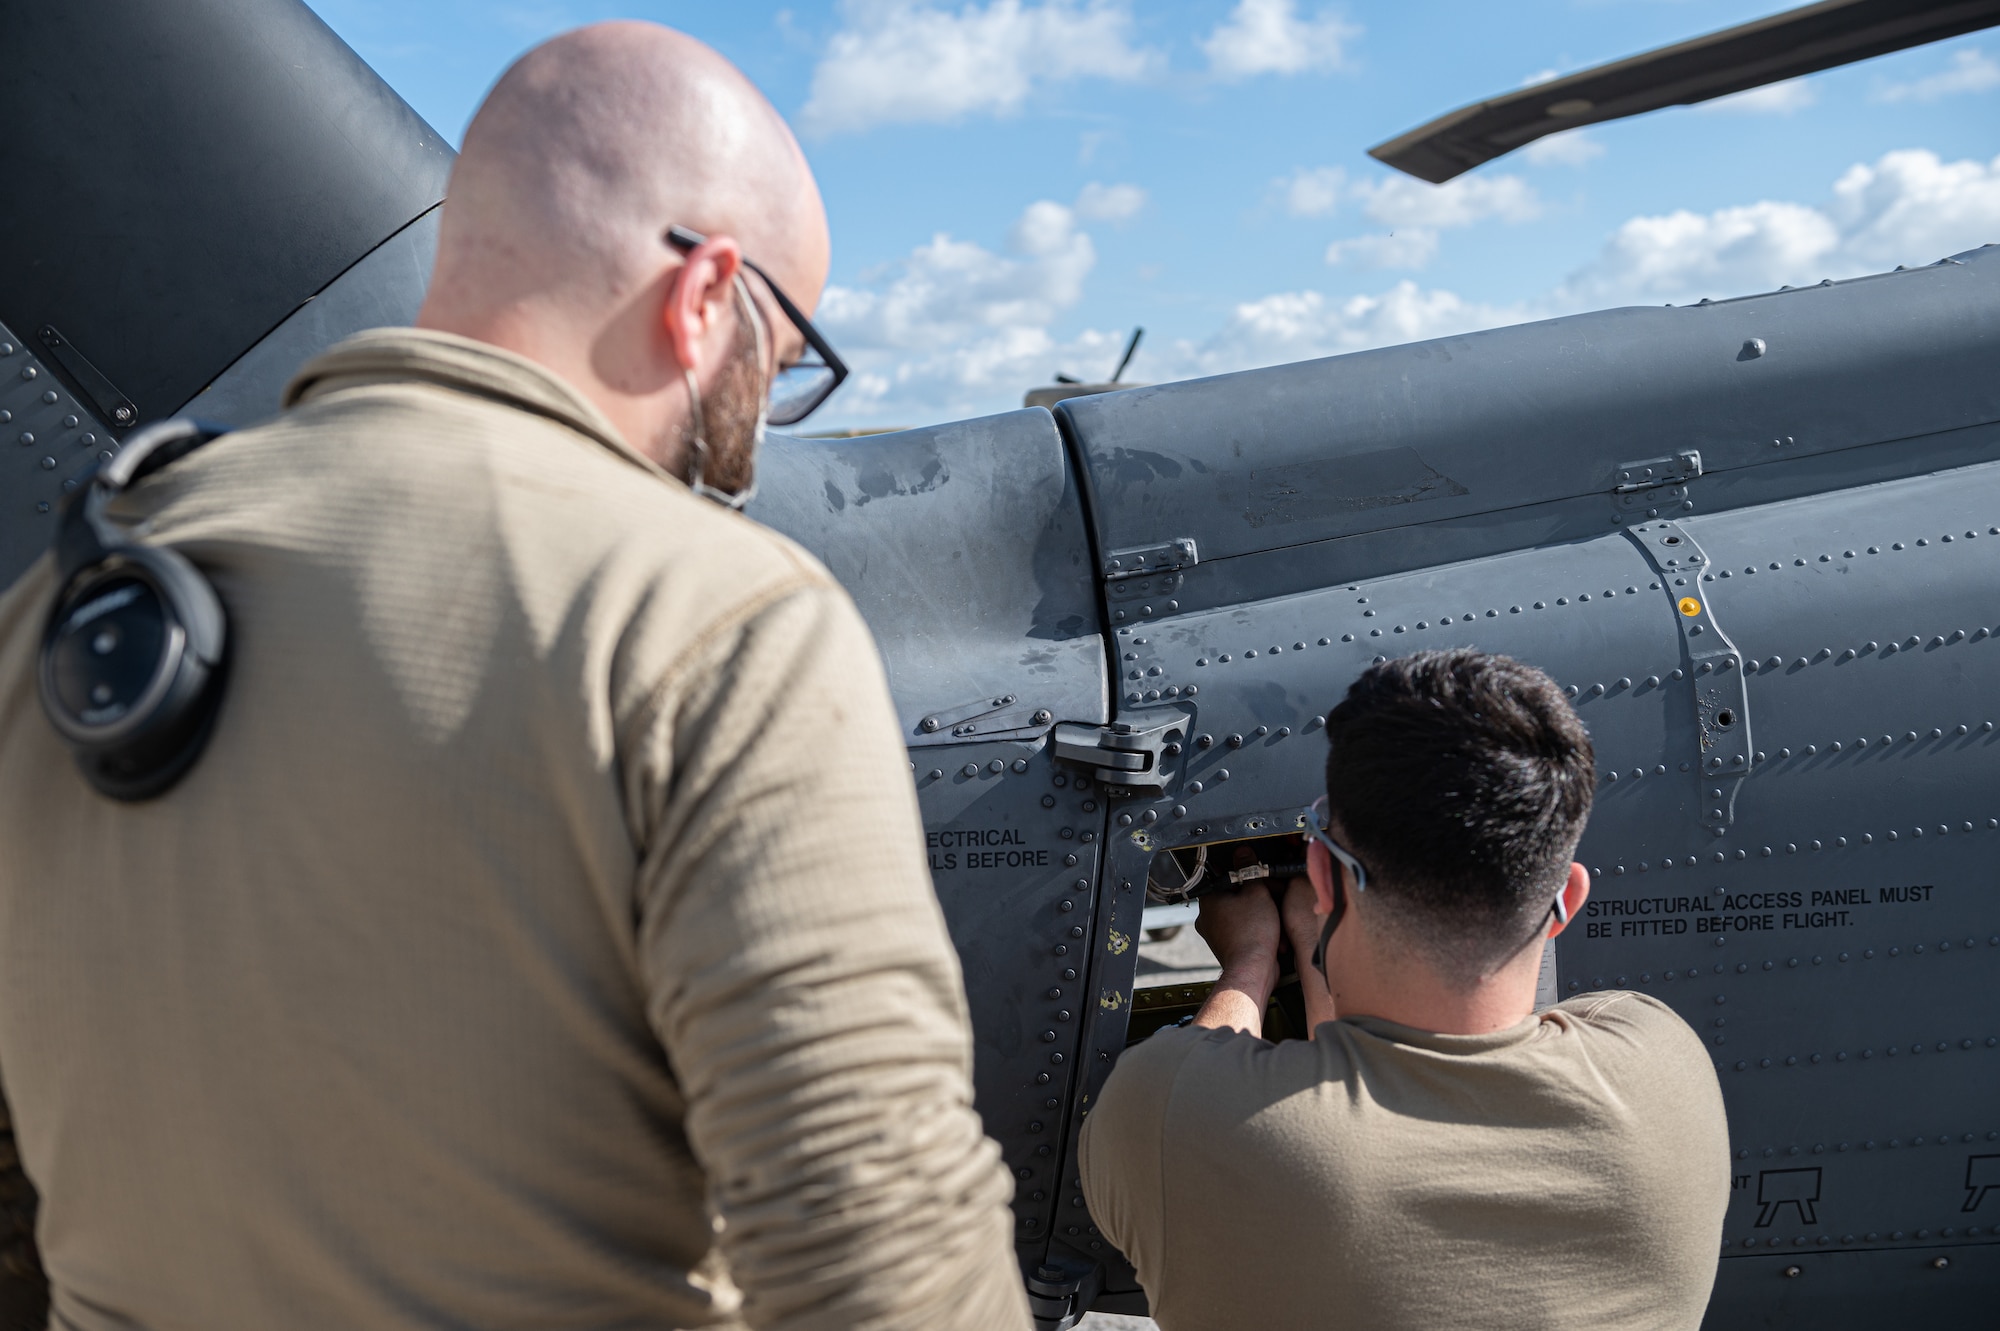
[910,693,1054,747]
[1625,519,1752,835]
[1612,451,1701,493]
[1612,450,1701,521]
[1103,538,1196,581]
[1051,708,1191,792]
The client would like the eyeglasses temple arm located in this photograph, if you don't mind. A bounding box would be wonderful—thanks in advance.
[664,227,848,379]
[738,256,849,379]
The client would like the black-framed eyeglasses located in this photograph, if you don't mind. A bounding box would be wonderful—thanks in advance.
[665,224,850,426]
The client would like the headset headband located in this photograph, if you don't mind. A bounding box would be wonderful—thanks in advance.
[56,420,225,581]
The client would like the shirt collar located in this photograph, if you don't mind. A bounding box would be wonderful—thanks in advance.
[283,326,674,484]
[1340,1011,1545,1056]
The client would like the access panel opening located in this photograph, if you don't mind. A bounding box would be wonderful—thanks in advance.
[1130,828,1320,1047]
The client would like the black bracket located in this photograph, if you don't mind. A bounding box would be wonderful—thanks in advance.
[36,326,136,432]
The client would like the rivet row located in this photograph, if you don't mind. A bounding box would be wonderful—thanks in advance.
[1716,1038,2000,1070]
[1591,813,2000,874]
[1702,530,1998,585]
[1735,1130,1998,1161]
[1729,1225,1988,1252]
[1572,942,2000,990]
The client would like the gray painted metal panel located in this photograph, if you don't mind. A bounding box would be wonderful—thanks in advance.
[185,208,442,430]
[2,213,441,594]
[1151,417,2000,619]
[911,740,1112,1266]
[1057,246,2000,572]
[0,323,119,589]
[0,0,451,424]
[1579,468,2000,1268]
[748,413,1115,1272]
[748,410,1109,742]
[1703,1241,1999,1327]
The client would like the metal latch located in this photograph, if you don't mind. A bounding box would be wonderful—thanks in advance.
[1103,538,1196,581]
[1052,709,1191,791]
[1025,1261,1103,1331]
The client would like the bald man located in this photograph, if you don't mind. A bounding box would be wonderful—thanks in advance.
[0,21,1027,1331]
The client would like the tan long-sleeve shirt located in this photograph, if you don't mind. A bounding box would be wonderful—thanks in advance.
[0,328,1028,1331]
[1081,991,1729,1330]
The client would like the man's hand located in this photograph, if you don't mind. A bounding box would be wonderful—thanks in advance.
[1197,882,1282,983]
[1191,884,1281,1033]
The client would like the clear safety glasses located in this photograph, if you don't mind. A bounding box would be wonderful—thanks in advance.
[664,224,850,426]
[1299,796,1366,975]
[1295,795,1571,979]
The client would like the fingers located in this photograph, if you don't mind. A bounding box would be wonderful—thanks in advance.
[1194,882,1283,974]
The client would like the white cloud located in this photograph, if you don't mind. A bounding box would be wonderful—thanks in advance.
[1275,168,1536,270]
[1565,201,1839,302]
[1875,48,2000,103]
[811,199,1107,420]
[813,149,2000,428]
[1352,172,1540,227]
[1830,148,2000,269]
[1521,68,1562,87]
[1325,229,1438,269]
[1202,0,1360,80]
[1522,129,1605,168]
[1697,77,1816,115]
[1075,181,1147,222]
[800,0,1152,135]
[1161,283,1522,378]
[1280,166,1345,217]
[1562,148,2000,305]
[1279,169,1537,227]
[819,199,1095,347]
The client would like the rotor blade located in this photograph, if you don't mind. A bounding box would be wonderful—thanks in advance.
[1370,0,2000,183]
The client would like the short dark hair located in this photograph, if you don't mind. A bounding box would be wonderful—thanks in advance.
[1323,649,1594,979]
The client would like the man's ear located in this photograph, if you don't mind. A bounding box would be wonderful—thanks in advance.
[1305,838,1337,918]
[1548,862,1591,939]
[662,236,744,377]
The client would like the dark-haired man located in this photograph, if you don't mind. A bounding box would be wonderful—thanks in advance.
[1080,649,1728,1330]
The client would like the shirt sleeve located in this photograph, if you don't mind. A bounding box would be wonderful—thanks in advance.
[1079,1025,1204,1305]
[0,1074,46,1321]
[0,578,48,1320]
[625,576,1029,1331]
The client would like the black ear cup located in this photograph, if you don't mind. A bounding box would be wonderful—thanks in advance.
[37,420,230,802]
[40,544,229,801]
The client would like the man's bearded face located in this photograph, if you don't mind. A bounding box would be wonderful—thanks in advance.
[682,313,762,498]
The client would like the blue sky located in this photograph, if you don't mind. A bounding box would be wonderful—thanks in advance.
[307,0,2000,429]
